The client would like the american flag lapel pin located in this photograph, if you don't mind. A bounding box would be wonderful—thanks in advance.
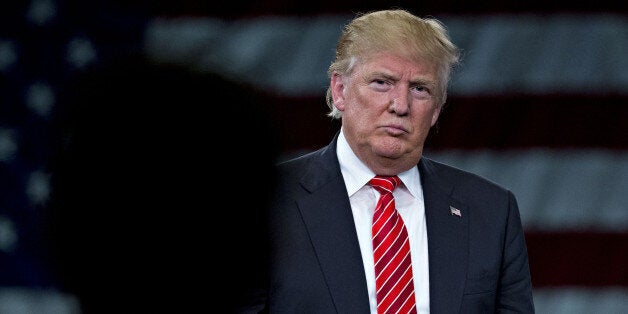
[450,206,461,217]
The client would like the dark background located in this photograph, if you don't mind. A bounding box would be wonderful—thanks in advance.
[0,0,626,312]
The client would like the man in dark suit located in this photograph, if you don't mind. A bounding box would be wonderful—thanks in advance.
[261,9,534,313]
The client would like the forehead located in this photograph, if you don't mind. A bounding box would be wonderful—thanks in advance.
[354,51,438,79]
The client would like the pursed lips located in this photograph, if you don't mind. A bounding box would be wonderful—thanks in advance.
[380,124,409,136]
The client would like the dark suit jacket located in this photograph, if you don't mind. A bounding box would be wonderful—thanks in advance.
[265,132,534,313]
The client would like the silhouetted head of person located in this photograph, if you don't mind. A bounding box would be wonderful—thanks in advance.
[44,54,279,313]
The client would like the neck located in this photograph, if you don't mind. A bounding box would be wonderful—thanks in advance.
[363,153,421,176]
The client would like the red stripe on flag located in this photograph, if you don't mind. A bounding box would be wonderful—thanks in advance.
[525,231,628,287]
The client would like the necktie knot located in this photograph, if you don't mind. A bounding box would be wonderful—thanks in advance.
[369,175,401,195]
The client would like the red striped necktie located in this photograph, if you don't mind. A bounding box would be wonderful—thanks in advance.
[370,175,417,314]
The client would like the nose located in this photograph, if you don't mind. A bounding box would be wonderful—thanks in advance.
[389,89,410,115]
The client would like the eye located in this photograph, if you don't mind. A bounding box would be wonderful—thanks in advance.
[373,79,387,86]
[412,85,427,93]
[409,84,434,101]
[370,78,391,91]
[411,84,431,96]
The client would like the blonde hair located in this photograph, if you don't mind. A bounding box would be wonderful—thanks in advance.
[325,9,460,119]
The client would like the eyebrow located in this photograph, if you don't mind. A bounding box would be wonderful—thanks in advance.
[367,71,398,81]
[368,71,437,89]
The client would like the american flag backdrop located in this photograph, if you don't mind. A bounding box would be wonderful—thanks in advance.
[1,1,627,313]
[1,1,149,311]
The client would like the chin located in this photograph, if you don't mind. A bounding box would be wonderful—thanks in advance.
[373,145,406,160]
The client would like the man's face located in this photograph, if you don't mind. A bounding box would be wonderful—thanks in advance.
[331,52,441,174]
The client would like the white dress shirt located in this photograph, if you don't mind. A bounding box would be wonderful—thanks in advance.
[336,129,430,314]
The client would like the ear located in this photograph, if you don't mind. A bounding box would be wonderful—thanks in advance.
[330,72,346,111]
[430,106,441,127]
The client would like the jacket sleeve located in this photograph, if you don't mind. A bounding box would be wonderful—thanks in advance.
[497,191,535,313]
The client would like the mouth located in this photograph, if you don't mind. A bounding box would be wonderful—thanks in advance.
[381,124,408,136]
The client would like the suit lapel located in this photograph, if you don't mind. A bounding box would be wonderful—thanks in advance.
[420,158,469,313]
[296,134,371,313]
